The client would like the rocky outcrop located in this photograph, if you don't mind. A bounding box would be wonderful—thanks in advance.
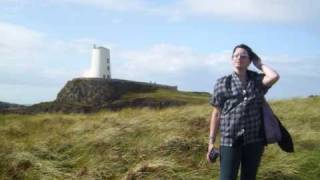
[3,78,184,114]
[56,78,177,105]
[2,78,210,114]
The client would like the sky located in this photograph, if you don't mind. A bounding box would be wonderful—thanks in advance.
[0,0,319,105]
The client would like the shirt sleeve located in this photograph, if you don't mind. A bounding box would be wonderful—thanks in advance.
[209,79,225,110]
[256,73,270,95]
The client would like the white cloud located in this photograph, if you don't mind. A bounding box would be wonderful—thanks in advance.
[0,20,319,104]
[182,0,319,24]
[0,21,318,84]
[1,0,318,24]
[53,0,147,11]
[112,44,231,81]
[81,69,92,78]
[0,0,27,8]
[0,21,112,86]
[177,0,315,23]
[1,0,319,24]
[0,22,44,61]
[40,0,320,24]
[108,44,320,83]
[263,55,320,78]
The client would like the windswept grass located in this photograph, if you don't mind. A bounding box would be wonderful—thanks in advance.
[118,89,210,104]
[0,96,319,179]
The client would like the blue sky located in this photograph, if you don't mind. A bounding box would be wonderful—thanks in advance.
[0,0,319,104]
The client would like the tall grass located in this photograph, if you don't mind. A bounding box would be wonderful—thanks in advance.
[0,97,319,179]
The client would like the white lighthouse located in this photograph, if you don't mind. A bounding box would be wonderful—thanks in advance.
[90,45,111,79]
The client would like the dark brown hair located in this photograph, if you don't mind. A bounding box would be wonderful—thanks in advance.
[232,44,259,61]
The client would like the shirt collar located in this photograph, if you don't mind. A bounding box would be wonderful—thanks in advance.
[231,70,255,81]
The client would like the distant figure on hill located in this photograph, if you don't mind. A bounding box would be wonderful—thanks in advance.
[207,44,280,180]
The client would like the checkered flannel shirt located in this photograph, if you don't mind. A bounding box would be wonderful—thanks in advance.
[210,70,270,147]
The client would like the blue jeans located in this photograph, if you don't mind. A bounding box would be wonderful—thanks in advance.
[220,142,264,180]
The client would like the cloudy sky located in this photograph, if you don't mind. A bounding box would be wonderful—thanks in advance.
[0,0,319,104]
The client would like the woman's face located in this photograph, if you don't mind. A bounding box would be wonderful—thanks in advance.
[232,48,251,70]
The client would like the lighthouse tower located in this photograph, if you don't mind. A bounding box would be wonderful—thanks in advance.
[91,45,111,79]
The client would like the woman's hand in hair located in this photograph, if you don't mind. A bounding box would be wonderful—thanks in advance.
[251,52,280,87]
[252,52,263,70]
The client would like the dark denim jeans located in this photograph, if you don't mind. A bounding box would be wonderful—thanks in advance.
[220,141,264,180]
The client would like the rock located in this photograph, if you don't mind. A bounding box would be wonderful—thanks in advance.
[56,78,176,105]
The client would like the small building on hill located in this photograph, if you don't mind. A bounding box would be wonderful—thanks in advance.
[90,45,111,79]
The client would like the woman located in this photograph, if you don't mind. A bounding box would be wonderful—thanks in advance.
[207,44,280,180]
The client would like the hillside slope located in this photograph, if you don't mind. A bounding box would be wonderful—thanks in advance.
[0,101,24,109]
[29,78,207,113]
[0,97,319,179]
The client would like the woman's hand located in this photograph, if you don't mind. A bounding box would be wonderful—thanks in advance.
[252,52,263,70]
[207,108,220,162]
[251,51,280,87]
[206,143,214,162]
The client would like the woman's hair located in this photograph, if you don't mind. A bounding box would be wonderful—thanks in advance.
[232,44,258,61]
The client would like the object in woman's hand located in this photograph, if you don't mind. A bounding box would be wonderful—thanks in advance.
[209,148,220,163]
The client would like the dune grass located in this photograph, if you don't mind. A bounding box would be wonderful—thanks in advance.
[0,96,319,179]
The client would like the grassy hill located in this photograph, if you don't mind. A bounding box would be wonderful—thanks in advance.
[0,96,319,179]
[109,89,211,107]
[0,101,24,109]
[3,89,211,114]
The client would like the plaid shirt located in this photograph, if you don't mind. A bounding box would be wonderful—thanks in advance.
[210,70,269,147]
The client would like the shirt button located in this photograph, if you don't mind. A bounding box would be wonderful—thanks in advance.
[241,128,245,133]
